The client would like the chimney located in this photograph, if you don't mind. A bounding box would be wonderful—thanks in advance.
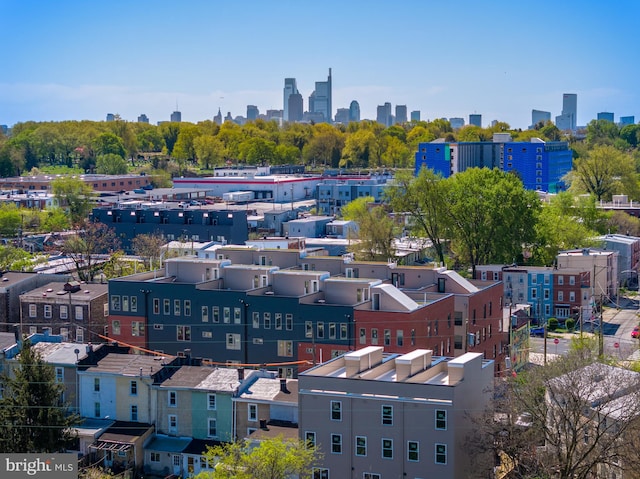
[279,378,289,394]
[259,419,268,430]
[238,368,245,381]
[395,350,432,381]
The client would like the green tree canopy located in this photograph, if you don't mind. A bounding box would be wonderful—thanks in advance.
[52,176,94,225]
[0,340,80,453]
[342,196,396,261]
[95,153,128,175]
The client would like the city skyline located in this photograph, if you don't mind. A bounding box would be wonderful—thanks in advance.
[2,1,639,129]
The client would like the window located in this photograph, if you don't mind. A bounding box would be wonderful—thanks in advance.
[382,438,393,459]
[570,291,575,302]
[177,325,191,341]
[305,321,313,338]
[340,323,348,340]
[131,404,138,421]
[248,403,258,421]
[263,312,271,329]
[329,433,342,454]
[150,452,160,462]
[201,306,209,322]
[252,312,260,328]
[435,409,447,430]
[94,378,100,392]
[558,291,564,302]
[313,468,329,479]
[356,436,367,456]
[60,305,68,320]
[359,327,366,345]
[172,299,180,316]
[55,367,63,382]
[569,275,576,285]
[130,380,137,396]
[277,340,293,357]
[397,330,404,347]
[130,296,137,312]
[153,298,160,314]
[75,306,83,320]
[208,418,217,437]
[76,327,84,342]
[328,322,336,339]
[558,276,564,286]
[94,402,100,417]
[317,322,324,339]
[382,405,393,425]
[226,333,240,350]
[384,329,391,346]
[223,307,230,323]
[435,443,447,464]
[331,400,342,421]
[168,391,177,407]
[544,289,550,300]
[132,321,144,337]
[371,328,378,345]
[122,296,129,312]
[363,474,380,479]
[275,313,282,330]
[29,304,36,318]
[305,431,316,448]
[184,300,191,316]
[234,307,241,324]
[285,313,293,330]
[212,306,220,323]
[408,441,419,461]
[44,305,52,319]
[111,295,121,311]
[208,393,216,410]
[163,299,170,315]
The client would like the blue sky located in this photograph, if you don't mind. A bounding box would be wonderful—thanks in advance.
[2,1,638,129]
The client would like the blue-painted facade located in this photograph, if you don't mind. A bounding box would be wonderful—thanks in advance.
[414,140,572,192]
[527,271,553,323]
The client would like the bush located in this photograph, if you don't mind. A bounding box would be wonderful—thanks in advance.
[548,317,559,331]
[565,318,575,331]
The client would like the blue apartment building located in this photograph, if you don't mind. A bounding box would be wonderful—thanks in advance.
[414,138,573,192]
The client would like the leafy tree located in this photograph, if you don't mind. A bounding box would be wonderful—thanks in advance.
[571,145,638,201]
[620,124,640,148]
[302,124,344,167]
[41,207,71,232]
[194,135,226,170]
[342,196,396,261]
[131,232,165,269]
[606,210,640,237]
[0,203,22,236]
[445,168,539,276]
[136,126,165,153]
[195,435,321,479]
[406,125,436,152]
[95,153,128,175]
[0,340,80,452]
[52,176,94,225]
[61,221,120,281]
[159,122,182,156]
[93,132,126,158]
[101,251,144,279]
[586,119,620,146]
[238,137,276,165]
[172,124,202,161]
[341,128,377,168]
[380,135,410,168]
[0,245,42,271]
[387,168,449,265]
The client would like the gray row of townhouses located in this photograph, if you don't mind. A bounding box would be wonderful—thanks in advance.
[0,331,494,479]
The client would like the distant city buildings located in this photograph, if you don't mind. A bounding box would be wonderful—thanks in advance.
[469,114,482,127]
[334,108,350,124]
[170,110,182,122]
[288,93,303,122]
[308,68,332,123]
[555,93,577,131]
[531,109,551,128]
[283,78,298,122]
[410,110,421,122]
[597,112,614,122]
[376,102,393,127]
[106,113,115,122]
[449,117,465,130]
[349,101,360,122]
[214,108,222,125]
[246,105,259,121]
[395,104,407,124]
[137,114,149,124]
[620,116,635,126]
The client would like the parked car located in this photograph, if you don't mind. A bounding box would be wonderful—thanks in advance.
[632,326,640,339]
[530,326,545,337]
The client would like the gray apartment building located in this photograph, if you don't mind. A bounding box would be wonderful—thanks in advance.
[299,347,494,479]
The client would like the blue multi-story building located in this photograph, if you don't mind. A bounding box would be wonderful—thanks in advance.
[414,137,573,192]
[315,174,392,215]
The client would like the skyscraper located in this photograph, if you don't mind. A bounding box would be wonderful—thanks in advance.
[597,112,614,122]
[395,105,408,124]
[410,110,421,122]
[170,110,182,122]
[531,109,551,128]
[555,93,577,131]
[247,105,259,121]
[288,93,303,122]
[349,101,360,122]
[334,108,350,124]
[377,102,393,127]
[469,114,482,127]
[137,114,149,123]
[308,68,332,123]
[283,78,299,122]
[449,118,465,129]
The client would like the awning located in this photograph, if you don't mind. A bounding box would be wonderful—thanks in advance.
[89,441,132,452]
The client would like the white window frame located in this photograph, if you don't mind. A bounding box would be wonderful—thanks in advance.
[382,438,393,459]
[408,440,419,462]
[355,436,367,457]
[435,443,447,465]
[331,433,342,454]
[331,400,342,421]
[435,409,447,430]
[207,418,217,438]
[207,393,216,410]
[44,304,52,319]
[248,403,258,422]
[168,391,177,407]
[60,305,68,320]
[382,405,393,425]
[29,304,37,318]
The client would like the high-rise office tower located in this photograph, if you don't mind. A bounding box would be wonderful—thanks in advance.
[377,102,393,127]
[334,108,350,124]
[349,101,360,122]
[469,114,482,127]
[555,93,577,131]
[395,105,408,124]
[137,114,149,123]
[308,68,332,123]
[288,93,303,122]
[247,105,259,121]
[171,110,182,122]
[214,108,222,125]
[410,110,421,122]
[106,113,115,122]
[597,112,614,122]
[449,118,465,129]
[531,109,551,128]
[283,78,299,122]
[620,116,635,126]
